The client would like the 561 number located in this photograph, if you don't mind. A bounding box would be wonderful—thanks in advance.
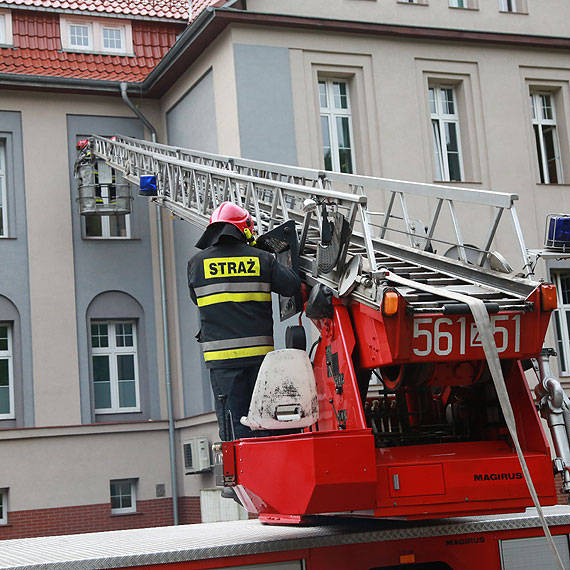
[412,315,521,357]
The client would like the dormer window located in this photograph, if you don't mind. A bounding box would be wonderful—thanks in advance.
[70,23,92,49]
[0,10,13,46]
[61,16,133,55]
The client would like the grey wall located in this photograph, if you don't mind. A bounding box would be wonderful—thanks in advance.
[234,44,298,165]
[166,69,217,417]
[66,115,160,424]
[0,111,34,428]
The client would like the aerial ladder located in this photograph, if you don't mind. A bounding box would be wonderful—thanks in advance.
[75,136,570,564]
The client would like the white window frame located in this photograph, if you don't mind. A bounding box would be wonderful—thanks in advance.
[0,489,7,524]
[397,0,428,4]
[83,210,131,240]
[110,479,136,514]
[0,141,7,237]
[498,0,527,13]
[530,91,563,184]
[69,22,93,51]
[0,323,14,420]
[91,321,140,414]
[429,85,464,182]
[551,272,570,376]
[449,0,478,8]
[101,25,125,54]
[60,16,133,55]
[0,10,13,46]
[319,78,356,174]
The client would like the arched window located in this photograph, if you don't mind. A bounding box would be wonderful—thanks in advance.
[0,295,22,426]
[86,291,151,422]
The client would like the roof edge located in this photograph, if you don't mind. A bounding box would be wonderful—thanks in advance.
[140,7,570,97]
[0,2,189,23]
[3,8,570,97]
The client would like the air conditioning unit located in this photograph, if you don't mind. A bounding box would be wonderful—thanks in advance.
[183,437,211,474]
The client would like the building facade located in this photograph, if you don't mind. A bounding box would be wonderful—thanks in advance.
[1,0,570,538]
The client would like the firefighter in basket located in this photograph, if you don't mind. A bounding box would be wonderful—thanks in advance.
[188,202,301,441]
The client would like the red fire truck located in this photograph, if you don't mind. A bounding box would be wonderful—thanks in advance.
[12,135,566,569]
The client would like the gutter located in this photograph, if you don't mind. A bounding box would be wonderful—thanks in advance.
[120,82,180,526]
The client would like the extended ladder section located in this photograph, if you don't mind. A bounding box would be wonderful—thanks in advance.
[80,136,568,567]
[88,135,537,315]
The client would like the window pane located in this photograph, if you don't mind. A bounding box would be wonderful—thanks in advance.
[117,354,134,380]
[560,274,570,305]
[333,82,348,110]
[109,215,127,237]
[93,355,111,409]
[445,122,462,181]
[111,481,132,509]
[321,116,333,171]
[336,117,353,174]
[0,358,8,387]
[119,381,136,408]
[432,121,444,180]
[91,324,109,348]
[540,94,553,121]
[318,81,327,109]
[70,24,89,47]
[0,15,5,44]
[534,125,546,184]
[117,355,136,408]
[116,323,133,347]
[0,326,7,351]
[543,126,560,184]
[441,88,455,115]
[554,311,567,373]
[85,215,103,237]
[103,28,122,50]
[0,359,9,415]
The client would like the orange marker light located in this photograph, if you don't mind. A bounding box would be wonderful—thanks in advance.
[382,290,399,317]
[399,553,416,564]
[540,283,558,312]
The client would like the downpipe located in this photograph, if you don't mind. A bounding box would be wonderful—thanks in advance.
[534,348,570,495]
[120,83,179,525]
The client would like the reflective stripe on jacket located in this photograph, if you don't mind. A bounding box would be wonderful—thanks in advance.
[188,236,301,369]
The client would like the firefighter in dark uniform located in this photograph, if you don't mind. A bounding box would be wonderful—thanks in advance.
[188,202,302,441]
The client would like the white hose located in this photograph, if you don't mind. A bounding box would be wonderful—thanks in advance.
[385,271,566,570]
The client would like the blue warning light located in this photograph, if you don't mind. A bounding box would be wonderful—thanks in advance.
[546,215,570,250]
[139,175,158,197]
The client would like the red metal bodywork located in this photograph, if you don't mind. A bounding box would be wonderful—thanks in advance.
[223,283,558,522]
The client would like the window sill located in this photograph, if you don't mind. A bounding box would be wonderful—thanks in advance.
[433,180,482,185]
[498,10,528,14]
[82,237,140,241]
[110,510,140,517]
[536,183,570,187]
[397,1,429,5]
[61,48,134,57]
[0,236,16,240]
[449,6,479,11]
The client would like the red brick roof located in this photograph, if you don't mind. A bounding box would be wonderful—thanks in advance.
[1,0,190,21]
[1,10,185,81]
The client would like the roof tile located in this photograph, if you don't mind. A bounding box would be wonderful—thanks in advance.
[2,10,185,82]
[1,0,193,21]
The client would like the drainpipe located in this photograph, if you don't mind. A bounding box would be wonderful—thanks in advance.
[120,83,179,525]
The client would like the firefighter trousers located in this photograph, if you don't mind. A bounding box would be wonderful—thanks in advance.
[209,364,261,441]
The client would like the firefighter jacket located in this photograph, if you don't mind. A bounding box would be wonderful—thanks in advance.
[187,234,301,369]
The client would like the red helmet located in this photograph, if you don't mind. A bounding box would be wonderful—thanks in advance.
[209,202,253,234]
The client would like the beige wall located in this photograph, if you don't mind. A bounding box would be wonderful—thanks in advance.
[0,91,165,427]
[1,423,171,509]
[246,0,570,38]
